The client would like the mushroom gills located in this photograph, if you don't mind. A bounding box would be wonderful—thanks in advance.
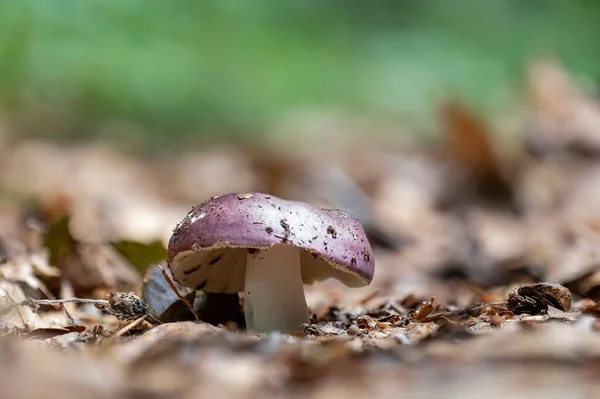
[244,245,309,333]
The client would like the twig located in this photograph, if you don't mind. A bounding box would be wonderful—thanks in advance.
[6,293,148,322]
[62,305,76,324]
[16,298,109,311]
[31,298,109,306]
[110,314,148,339]
[0,297,109,320]
[146,313,162,324]
[159,264,200,321]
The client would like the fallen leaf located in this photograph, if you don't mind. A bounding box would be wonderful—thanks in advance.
[439,100,515,206]
[0,280,47,334]
[507,282,572,315]
[0,252,58,297]
[142,263,190,321]
[414,297,436,321]
[25,325,86,340]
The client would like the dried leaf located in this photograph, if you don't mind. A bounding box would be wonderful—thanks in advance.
[70,242,141,294]
[25,325,86,340]
[142,263,190,320]
[0,252,58,296]
[414,297,436,321]
[507,282,572,315]
[0,281,47,333]
[564,269,600,301]
[440,100,514,205]
[527,59,600,157]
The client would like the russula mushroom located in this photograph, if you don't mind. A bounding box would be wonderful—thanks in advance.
[167,192,375,333]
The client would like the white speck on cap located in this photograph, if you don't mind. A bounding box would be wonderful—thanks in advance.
[190,212,207,223]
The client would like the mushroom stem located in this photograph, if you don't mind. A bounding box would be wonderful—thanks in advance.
[244,245,309,333]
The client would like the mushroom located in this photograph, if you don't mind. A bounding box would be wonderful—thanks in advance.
[167,192,375,333]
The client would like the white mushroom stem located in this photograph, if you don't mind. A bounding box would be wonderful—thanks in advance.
[244,245,309,333]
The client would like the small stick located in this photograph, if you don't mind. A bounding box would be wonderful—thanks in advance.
[158,265,200,321]
[19,298,109,309]
[62,305,76,324]
[146,313,162,324]
[111,314,148,339]
[0,297,110,320]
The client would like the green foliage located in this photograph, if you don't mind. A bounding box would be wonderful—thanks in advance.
[111,239,167,274]
[0,0,599,145]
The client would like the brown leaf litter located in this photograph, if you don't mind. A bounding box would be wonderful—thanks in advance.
[3,58,600,398]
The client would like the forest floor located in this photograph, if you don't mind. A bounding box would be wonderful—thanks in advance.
[2,60,600,398]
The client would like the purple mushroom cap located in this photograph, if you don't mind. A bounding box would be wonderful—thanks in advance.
[167,192,375,293]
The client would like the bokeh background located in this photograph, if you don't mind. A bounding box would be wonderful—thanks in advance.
[1,0,599,148]
[4,2,600,398]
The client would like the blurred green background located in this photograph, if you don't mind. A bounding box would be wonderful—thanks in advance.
[1,0,599,147]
